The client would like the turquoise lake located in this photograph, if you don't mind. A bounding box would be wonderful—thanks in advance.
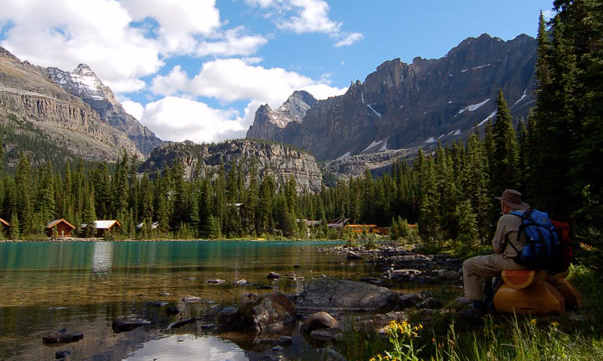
[0,240,379,360]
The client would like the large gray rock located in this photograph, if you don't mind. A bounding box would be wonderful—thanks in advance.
[296,277,398,312]
[219,292,296,333]
[301,311,339,332]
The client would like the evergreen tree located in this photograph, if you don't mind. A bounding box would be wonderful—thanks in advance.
[491,89,519,195]
[82,190,97,238]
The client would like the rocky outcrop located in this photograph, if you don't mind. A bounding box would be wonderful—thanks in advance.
[247,91,317,140]
[295,277,399,312]
[48,64,163,156]
[0,46,143,162]
[248,33,537,161]
[138,139,323,193]
[324,148,419,180]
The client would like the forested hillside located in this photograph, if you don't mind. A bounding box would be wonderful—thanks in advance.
[0,1,600,278]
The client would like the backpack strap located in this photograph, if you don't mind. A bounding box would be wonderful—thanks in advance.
[506,211,527,261]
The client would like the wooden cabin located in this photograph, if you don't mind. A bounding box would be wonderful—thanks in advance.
[344,224,377,234]
[46,219,75,237]
[82,220,122,237]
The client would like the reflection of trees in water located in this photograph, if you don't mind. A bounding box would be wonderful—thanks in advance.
[92,242,113,273]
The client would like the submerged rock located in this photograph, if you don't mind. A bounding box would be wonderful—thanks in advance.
[205,278,226,284]
[166,305,180,316]
[234,279,248,286]
[55,350,71,359]
[164,317,200,331]
[146,301,168,308]
[112,319,151,333]
[42,330,84,344]
[295,277,398,312]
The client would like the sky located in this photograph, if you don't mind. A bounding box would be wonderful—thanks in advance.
[0,0,555,144]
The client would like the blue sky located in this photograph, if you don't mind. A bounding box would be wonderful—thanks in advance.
[0,0,554,143]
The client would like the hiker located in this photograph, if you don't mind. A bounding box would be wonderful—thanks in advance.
[462,189,529,317]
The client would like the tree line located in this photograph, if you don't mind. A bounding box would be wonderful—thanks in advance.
[0,1,600,275]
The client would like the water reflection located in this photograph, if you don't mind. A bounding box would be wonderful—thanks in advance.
[0,241,373,361]
[92,242,113,273]
[125,334,247,361]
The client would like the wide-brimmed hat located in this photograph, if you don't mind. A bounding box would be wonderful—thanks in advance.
[495,189,530,210]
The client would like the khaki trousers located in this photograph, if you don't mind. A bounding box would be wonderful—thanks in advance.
[462,254,527,301]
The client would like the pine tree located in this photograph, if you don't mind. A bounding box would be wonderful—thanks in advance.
[9,212,19,240]
[82,190,97,238]
[491,89,519,195]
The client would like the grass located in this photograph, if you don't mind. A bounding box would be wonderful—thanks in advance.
[336,264,603,361]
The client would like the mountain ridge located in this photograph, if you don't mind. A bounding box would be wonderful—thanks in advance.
[246,33,537,161]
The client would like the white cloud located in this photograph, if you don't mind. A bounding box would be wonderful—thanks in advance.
[196,27,268,57]
[122,0,222,55]
[335,32,363,47]
[188,58,346,106]
[0,0,163,92]
[122,100,144,120]
[150,65,190,96]
[139,97,246,143]
[243,0,282,8]
[277,0,341,34]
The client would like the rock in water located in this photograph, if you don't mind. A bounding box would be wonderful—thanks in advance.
[111,319,151,333]
[219,292,296,333]
[295,277,398,312]
[42,331,83,344]
[301,311,339,332]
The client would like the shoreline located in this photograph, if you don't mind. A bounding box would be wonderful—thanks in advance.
[0,237,353,243]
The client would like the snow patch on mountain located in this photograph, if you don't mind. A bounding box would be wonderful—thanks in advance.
[454,129,462,136]
[367,104,382,118]
[425,137,436,144]
[458,98,490,114]
[361,138,388,154]
[337,151,351,160]
[477,110,497,127]
[513,89,528,105]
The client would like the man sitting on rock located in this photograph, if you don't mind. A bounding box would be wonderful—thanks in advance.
[462,189,529,318]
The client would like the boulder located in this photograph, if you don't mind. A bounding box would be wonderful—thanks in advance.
[417,297,442,309]
[346,251,362,260]
[301,311,339,333]
[111,319,151,333]
[205,278,226,284]
[55,350,71,359]
[220,292,296,333]
[234,279,248,286]
[295,277,398,312]
[398,293,424,308]
[267,272,281,279]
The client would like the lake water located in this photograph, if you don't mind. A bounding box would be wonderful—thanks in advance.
[0,240,379,361]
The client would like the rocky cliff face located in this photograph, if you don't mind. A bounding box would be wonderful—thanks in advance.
[247,33,537,161]
[47,64,163,156]
[0,47,142,161]
[247,90,317,140]
[139,139,322,193]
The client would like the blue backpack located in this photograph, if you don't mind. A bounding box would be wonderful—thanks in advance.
[509,209,560,272]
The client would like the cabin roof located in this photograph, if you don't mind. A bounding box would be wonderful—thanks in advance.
[46,218,75,229]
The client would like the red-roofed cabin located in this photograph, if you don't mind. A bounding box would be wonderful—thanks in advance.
[46,219,75,237]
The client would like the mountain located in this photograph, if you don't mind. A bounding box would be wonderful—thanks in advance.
[247,90,318,140]
[139,139,323,193]
[246,33,537,162]
[47,64,163,156]
[0,46,143,165]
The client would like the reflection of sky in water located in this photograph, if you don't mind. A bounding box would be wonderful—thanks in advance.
[92,241,113,273]
[125,334,248,361]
